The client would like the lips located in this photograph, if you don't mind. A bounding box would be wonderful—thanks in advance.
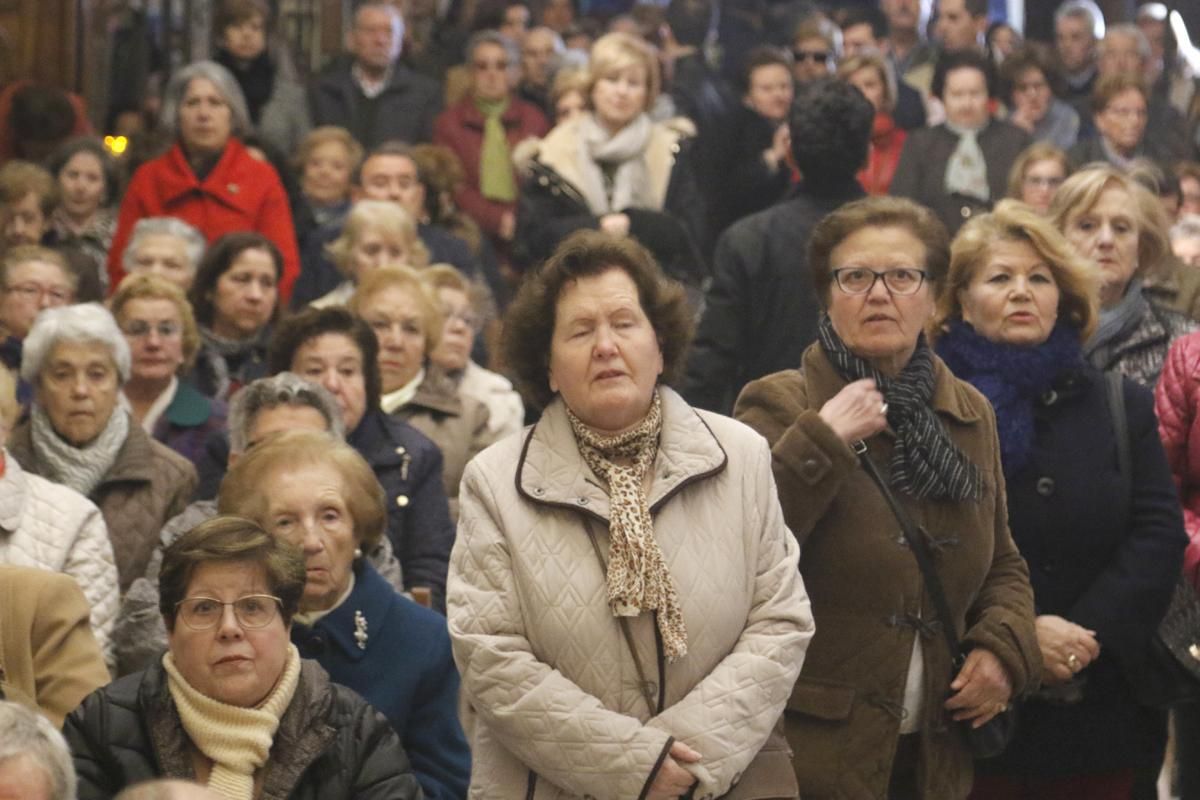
[215,655,249,665]
[594,369,625,381]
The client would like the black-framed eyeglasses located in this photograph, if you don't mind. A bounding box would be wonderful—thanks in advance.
[832,267,928,296]
[793,49,830,63]
[174,595,282,631]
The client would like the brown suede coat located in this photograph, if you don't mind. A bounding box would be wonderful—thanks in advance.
[734,344,1040,800]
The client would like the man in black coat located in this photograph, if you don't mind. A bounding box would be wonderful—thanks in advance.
[682,79,873,415]
[310,2,442,148]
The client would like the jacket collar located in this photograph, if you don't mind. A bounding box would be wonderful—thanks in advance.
[453,95,527,129]
[100,423,160,486]
[408,368,462,417]
[164,381,214,428]
[516,386,727,521]
[157,140,260,217]
[292,562,396,664]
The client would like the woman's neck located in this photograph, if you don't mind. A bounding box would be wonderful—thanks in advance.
[61,208,97,232]
[124,377,173,423]
[210,318,255,342]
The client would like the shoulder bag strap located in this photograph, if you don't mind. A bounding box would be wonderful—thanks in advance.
[582,517,660,716]
[853,440,966,667]
[1105,371,1132,509]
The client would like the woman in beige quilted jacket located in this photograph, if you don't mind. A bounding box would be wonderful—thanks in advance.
[448,231,814,800]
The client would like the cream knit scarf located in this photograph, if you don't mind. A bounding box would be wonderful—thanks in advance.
[163,644,302,800]
[565,391,688,661]
[30,404,129,497]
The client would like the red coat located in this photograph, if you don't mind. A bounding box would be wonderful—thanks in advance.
[107,139,299,300]
[432,96,548,239]
[856,112,907,197]
[1155,329,1200,588]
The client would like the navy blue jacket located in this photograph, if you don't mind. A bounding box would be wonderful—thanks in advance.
[292,562,469,800]
[349,409,455,612]
[976,366,1185,778]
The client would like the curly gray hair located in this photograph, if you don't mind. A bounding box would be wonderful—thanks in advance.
[159,61,252,142]
[21,303,131,386]
[227,372,345,454]
[122,217,207,275]
[0,701,76,800]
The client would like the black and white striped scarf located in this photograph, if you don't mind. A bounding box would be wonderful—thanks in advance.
[818,314,982,502]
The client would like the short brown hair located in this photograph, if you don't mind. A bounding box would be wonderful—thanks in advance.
[294,126,364,180]
[0,245,75,291]
[0,160,57,215]
[159,515,307,631]
[214,0,268,32]
[111,272,202,372]
[1007,141,1070,199]
[1091,72,1148,115]
[503,230,693,410]
[808,196,951,307]
[932,199,1099,341]
[350,265,444,352]
[217,429,386,550]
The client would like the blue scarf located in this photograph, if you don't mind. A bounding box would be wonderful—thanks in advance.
[936,319,1083,476]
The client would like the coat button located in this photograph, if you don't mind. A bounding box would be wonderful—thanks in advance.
[534,487,545,496]
[1041,389,1058,405]
[960,205,972,219]
[577,497,589,505]
[1036,477,1055,496]
[395,446,407,455]
[396,495,410,507]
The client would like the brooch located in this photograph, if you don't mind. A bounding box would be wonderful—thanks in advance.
[353,610,369,650]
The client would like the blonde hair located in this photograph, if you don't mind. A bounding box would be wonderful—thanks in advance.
[110,272,202,372]
[587,32,661,112]
[933,199,1099,341]
[836,53,896,111]
[1049,164,1168,280]
[350,265,444,352]
[1006,141,1070,199]
[325,200,429,278]
[551,65,590,108]
[421,263,470,294]
[0,365,17,427]
[294,126,364,179]
[218,429,386,550]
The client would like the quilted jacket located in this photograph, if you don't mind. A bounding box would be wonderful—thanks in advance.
[1156,330,1200,588]
[0,452,118,664]
[448,387,814,800]
[1086,296,1197,389]
[8,420,197,594]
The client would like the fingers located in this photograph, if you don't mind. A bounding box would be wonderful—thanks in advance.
[651,757,698,797]
[669,741,702,763]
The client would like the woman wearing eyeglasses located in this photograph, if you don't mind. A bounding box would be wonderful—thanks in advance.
[1006,143,1070,215]
[111,273,227,468]
[63,515,423,800]
[735,196,1039,798]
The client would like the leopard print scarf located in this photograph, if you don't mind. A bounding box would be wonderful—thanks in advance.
[565,391,688,661]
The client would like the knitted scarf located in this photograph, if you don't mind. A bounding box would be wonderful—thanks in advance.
[575,112,654,216]
[936,320,1083,477]
[818,314,982,501]
[475,97,517,202]
[198,325,270,402]
[565,391,688,661]
[163,644,302,800]
[215,48,275,125]
[30,404,129,496]
[1086,278,1148,367]
[944,120,990,203]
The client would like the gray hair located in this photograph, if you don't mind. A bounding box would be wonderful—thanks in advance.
[122,217,207,275]
[1101,23,1151,61]
[466,30,521,67]
[1055,0,1105,40]
[21,303,131,386]
[0,701,76,800]
[159,61,252,141]
[1171,214,1200,244]
[227,372,345,454]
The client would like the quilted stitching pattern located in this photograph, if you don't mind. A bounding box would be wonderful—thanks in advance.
[449,388,813,799]
[1156,331,1200,586]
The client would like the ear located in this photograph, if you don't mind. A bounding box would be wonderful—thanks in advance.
[548,367,558,394]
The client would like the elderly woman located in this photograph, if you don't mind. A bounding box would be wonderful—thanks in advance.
[107,61,299,300]
[516,32,706,286]
[0,160,56,251]
[313,200,429,308]
[1000,45,1080,150]
[219,431,470,799]
[1172,214,1200,267]
[1007,142,1070,214]
[1050,164,1197,387]
[112,274,227,466]
[0,700,77,800]
[63,516,422,799]
[212,0,311,159]
[349,267,495,520]
[297,126,362,228]
[0,364,117,664]
[931,200,1184,799]
[733,197,1040,797]
[186,232,280,402]
[7,304,196,593]
[425,264,524,437]
[449,230,813,799]
[0,246,76,388]
[434,32,549,255]
[892,49,1031,235]
[45,138,119,292]
[1068,75,1169,171]
[838,52,907,197]
[549,65,589,125]
[121,218,206,292]
[267,305,456,610]
[723,46,796,224]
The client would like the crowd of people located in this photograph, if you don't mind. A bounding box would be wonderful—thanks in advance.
[1,0,1200,798]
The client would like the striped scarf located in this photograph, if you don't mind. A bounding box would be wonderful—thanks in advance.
[818,314,982,501]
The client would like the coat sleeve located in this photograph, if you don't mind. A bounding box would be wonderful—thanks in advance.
[1068,379,1187,669]
[61,504,119,671]
[106,168,154,293]
[253,172,301,303]
[448,462,677,800]
[347,702,425,800]
[959,400,1041,697]
[63,694,123,800]
[400,442,455,613]
[644,436,813,798]
[888,132,922,203]
[403,614,472,800]
[1154,337,1200,587]
[30,574,110,728]
[733,373,859,544]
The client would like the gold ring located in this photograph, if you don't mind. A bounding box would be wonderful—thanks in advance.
[1067,653,1080,671]
[994,702,1009,714]
[880,402,889,415]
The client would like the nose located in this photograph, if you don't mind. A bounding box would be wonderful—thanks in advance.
[70,372,90,397]
[300,519,324,556]
[244,281,264,301]
[321,369,343,396]
[215,604,244,639]
[593,323,618,356]
[1096,224,1116,246]
[866,274,892,301]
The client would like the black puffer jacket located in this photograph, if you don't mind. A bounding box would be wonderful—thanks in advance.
[63,659,423,800]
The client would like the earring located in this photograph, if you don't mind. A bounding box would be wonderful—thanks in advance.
[353,547,363,559]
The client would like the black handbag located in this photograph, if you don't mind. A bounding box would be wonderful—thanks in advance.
[1104,373,1200,708]
[853,440,1017,759]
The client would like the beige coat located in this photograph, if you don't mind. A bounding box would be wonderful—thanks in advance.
[0,565,110,726]
[448,387,813,800]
